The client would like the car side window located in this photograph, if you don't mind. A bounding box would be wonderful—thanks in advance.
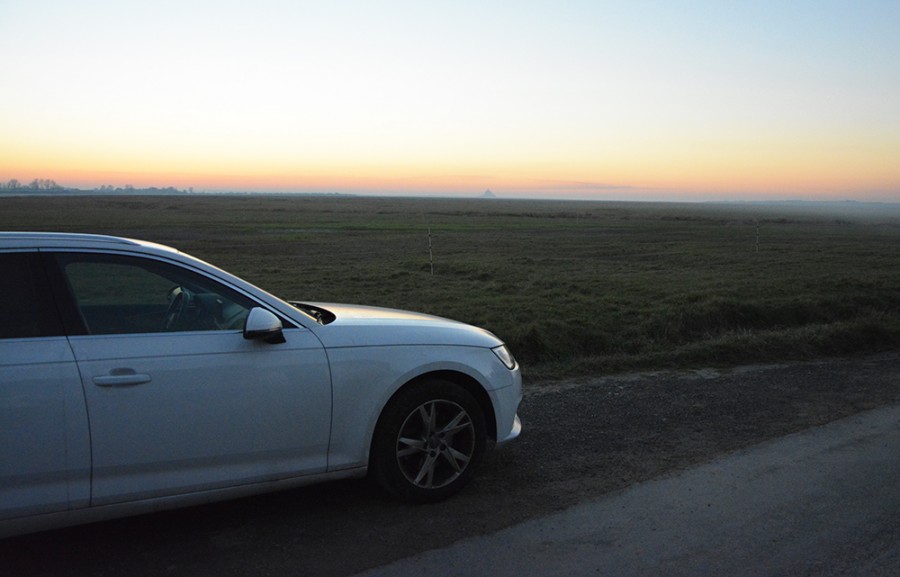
[56,253,256,335]
[0,252,65,339]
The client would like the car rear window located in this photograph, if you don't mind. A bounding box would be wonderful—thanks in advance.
[0,252,65,339]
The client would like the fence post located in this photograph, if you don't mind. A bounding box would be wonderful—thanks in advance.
[755,219,760,253]
[428,227,435,275]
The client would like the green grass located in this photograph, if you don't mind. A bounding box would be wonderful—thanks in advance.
[4,194,900,380]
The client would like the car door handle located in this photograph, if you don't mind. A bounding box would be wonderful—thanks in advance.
[93,370,152,387]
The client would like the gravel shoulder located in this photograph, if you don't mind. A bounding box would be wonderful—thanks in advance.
[4,352,900,577]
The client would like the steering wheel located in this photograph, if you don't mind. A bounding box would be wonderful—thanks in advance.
[162,286,190,331]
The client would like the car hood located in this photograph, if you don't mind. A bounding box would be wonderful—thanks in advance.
[292,302,503,349]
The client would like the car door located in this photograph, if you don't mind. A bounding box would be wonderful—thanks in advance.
[48,251,332,507]
[0,252,90,520]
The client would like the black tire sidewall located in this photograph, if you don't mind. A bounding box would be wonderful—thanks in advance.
[371,379,487,502]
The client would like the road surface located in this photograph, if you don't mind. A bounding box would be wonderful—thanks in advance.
[354,402,900,576]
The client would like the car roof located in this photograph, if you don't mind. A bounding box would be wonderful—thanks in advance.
[0,232,177,253]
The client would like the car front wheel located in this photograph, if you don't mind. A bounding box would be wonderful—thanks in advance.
[370,379,487,502]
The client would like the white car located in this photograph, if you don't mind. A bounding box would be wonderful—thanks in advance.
[0,232,521,537]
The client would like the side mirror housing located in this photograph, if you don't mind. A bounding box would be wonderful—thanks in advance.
[243,307,286,344]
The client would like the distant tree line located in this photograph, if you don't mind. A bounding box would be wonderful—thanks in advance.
[2,178,65,191]
[93,184,191,195]
[1,179,192,195]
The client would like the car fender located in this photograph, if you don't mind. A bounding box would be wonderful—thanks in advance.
[324,344,517,471]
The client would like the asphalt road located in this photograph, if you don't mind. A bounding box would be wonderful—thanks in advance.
[354,402,900,577]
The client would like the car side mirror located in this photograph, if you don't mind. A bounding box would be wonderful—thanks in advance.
[243,307,286,344]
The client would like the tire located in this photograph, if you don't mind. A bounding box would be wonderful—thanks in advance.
[370,379,487,502]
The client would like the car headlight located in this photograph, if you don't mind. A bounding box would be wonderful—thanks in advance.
[492,345,517,370]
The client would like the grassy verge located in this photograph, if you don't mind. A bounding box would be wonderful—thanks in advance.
[3,194,900,380]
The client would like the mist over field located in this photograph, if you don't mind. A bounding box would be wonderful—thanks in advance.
[3,194,899,379]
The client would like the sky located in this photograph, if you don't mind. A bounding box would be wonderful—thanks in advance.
[1,0,899,201]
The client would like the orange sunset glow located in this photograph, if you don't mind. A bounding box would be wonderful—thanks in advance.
[2,1,899,202]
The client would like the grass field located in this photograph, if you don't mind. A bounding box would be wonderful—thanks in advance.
[3,194,900,380]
